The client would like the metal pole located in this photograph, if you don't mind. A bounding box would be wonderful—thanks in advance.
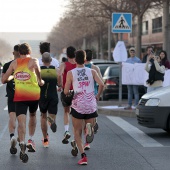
[119,33,123,106]
[108,22,111,61]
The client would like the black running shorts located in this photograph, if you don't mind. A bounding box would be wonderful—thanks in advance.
[7,98,15,113]
[39,98,58,115]
[60,91,74,107]
[71,108,98,119]
[15,101,39,116]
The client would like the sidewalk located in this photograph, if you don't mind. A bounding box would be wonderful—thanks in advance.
[97,99,136,117]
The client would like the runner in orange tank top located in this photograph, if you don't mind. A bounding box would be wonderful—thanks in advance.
[2,43,44,163]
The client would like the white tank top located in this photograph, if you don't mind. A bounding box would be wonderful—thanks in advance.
[71,67,97,114]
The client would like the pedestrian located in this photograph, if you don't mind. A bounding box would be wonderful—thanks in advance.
[142,46,154,63]
[159,50,170,69]
[145,54,165,93]
[58,46,76,144]
[1,44,20,154]
[39,52,61,148]
[2,43,44,163]
[39,42,59,68]
[124,47,141,110]
[64,50,104,165]
[84,49,103,150]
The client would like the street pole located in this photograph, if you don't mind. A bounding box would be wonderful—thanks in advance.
[119,33,123,106]
[108,22,111,61]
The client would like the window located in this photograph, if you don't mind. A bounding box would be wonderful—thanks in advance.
[152,17,162,33]
[130,24,137,37]
[142,21,148,35]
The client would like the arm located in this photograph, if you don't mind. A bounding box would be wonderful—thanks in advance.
[154,60,165,73]
[93,65,104,82]
[1,62,15,84]
[92,69,104,100]
[145,55,152,72]
[64,71,72,95]
[58,62,65,87]
[33,59,44,86]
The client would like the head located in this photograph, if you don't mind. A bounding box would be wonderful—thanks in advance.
[39,42,50,55]
[62,57,67,62]
[129,47,136,57]
[13,44,20,58]
[146,46,154,55]
[85,49,93,61]
[19,43,31,55]
[75,50,86,65]
[159,50,167,61]
[42,52,52,64]
[66,46,76,59]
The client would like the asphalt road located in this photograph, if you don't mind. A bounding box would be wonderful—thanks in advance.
[0,84,170,170]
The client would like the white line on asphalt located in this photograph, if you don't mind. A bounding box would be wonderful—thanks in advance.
[0,125,8,141]
[107,116,163,147]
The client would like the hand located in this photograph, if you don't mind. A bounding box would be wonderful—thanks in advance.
[95,94,100,101]
[57,86,62,92]
[39,79,44,86]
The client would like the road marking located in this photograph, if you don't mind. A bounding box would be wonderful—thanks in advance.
[0,125,8,141]
[107,116,163,147]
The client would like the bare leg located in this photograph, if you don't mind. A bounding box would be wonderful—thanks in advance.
[17,114,26,143]
[9,112,16,134]
[29,112,36,137]
[64,106,70,127]
[41,113,48,139]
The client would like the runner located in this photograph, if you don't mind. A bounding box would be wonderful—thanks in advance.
[1,44,20,154]
[2,43,44,163]
[84,49,103,150]
[64,50,104,165]
[58,46,76,144]
[39,52,61,148]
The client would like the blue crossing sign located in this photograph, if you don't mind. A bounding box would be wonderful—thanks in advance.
[112,13,132,33]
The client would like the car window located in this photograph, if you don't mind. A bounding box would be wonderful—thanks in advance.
[98,65,109,76]
[109,67,119,77]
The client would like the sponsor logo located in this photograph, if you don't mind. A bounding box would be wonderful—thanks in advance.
[14,72,31,81]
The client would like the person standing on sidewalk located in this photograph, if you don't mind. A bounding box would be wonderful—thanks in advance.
[39,52,61,148]
[2,43,44,162]
[1,44,20,154]
[59,46,76,144]
[64,50,104,165]
[124,47,141,110]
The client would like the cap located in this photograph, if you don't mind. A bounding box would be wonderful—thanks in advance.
[42,52,52,63]
[129,47,135,53]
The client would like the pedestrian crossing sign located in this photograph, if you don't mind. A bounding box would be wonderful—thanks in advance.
[112,13,132,33]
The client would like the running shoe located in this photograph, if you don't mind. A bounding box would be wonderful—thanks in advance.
[42,140,49,148]
[85,123,94,143]
[11,136,17,148]
[26,139,36,152]
[93,122,99,134]
[71,140,78,156]
[41,134,49,142]
[47,116,57,133]
[78,156,88,165]
[62,131,71,144]
[84,143,90,150]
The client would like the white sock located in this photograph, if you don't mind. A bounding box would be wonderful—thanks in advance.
[64,125,69,132]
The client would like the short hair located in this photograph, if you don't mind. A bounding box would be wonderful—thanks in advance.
[75,50,86,65]
[146,46,153,51]
[19,43,31,55]
[42,52,52,63]
[85,49,93,61]
[62,57,67,62]
[14,44,20,52]
[66,46,76,59]
[39,42,50,54]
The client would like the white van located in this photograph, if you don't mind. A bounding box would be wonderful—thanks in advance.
[136,86,170,132]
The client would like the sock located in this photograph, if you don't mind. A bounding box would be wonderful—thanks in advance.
[29,136,33,140]
[64,125,69,132]
[10,133,14,139]
[81,153,86,158]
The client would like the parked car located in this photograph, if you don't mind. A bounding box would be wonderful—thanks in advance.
[136,86,170,132]
[101,65,145,100]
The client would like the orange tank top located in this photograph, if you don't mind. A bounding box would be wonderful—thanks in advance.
[13,58,40,101]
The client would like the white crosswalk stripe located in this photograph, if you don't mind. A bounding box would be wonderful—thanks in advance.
[107,116,163,147]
